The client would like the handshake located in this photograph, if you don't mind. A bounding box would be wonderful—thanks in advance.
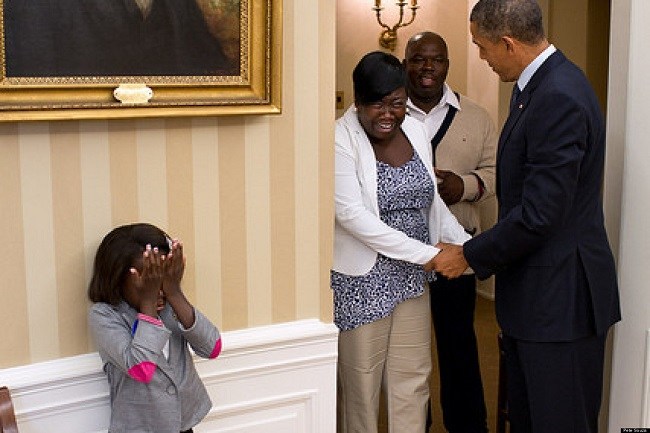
[424,242,469,278]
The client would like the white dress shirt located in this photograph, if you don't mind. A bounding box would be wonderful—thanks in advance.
[406,83,461,142]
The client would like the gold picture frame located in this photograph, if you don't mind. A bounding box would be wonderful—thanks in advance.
[0,0,281,121]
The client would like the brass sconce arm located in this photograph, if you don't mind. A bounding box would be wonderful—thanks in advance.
[372,1,419,52]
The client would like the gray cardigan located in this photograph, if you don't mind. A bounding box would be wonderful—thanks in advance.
[89,301,221,433]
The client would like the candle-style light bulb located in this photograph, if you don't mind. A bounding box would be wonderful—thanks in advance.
[375,0,381,8]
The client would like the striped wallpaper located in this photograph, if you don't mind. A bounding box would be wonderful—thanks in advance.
[0,0,336,368]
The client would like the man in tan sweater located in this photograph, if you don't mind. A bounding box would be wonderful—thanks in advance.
[404,31,497,433]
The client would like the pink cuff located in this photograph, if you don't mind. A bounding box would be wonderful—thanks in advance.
[137,313,163,327]
[128,361,157,383]
[209,338,222,359]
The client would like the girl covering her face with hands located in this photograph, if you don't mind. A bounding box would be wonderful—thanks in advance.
[88,223,221,433]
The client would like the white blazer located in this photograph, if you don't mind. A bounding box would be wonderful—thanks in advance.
[333,105,471,276]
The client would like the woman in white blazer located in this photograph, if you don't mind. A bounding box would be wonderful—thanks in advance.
[333,52,470,433]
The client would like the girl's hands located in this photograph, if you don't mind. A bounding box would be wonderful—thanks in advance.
[161,239,195,328]
[129,244,165,317]
[161,240,185,297]
[125,241,193,327]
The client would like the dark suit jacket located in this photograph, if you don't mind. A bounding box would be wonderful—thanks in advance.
[464,50,621,342]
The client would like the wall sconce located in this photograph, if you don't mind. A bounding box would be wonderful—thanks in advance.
[372,0,419,52]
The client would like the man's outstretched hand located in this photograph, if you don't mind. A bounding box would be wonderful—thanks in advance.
[429,242,469,278]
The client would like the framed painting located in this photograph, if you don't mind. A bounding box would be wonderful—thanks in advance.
[0,0,281,121]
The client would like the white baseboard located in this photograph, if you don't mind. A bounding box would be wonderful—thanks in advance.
[0,319,339,433]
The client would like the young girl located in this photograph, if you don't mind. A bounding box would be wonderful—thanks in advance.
[88,223,222,433]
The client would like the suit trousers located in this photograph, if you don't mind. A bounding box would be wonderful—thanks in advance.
[501,332,607,433]
[429,274,487,433]
[337,288,431,433]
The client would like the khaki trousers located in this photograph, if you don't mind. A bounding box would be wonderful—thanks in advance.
[337,288,431,433]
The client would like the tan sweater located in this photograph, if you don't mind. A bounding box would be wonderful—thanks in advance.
[411,94,497,236]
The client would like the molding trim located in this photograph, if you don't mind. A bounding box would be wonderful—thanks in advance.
[642,328,650,426]
[0,319,338,433]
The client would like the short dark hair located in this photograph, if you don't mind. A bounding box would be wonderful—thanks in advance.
[88,223,171,305]
[470,0,544,44]
[353,51,406,104]
[405,31,448,59]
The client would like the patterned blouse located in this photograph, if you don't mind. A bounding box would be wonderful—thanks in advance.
[331,150,435,331]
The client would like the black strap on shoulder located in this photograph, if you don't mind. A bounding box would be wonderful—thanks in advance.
[430,92,459,165]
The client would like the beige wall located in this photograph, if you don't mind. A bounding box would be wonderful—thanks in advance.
[0,0,336,368]
[547,0,610,112]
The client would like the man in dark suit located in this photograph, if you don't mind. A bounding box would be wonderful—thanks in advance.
[431,1,621,432]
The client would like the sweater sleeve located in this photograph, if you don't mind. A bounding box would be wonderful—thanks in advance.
[89,303,171,383]
[466,102,497,203]
[179,308,222,359]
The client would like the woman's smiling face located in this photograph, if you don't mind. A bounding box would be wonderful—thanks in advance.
[355,87,407,143]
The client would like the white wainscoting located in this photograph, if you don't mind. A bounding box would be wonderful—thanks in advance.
[0,320,339,433]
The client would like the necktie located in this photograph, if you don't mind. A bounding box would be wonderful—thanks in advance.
[509,84,521,112]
